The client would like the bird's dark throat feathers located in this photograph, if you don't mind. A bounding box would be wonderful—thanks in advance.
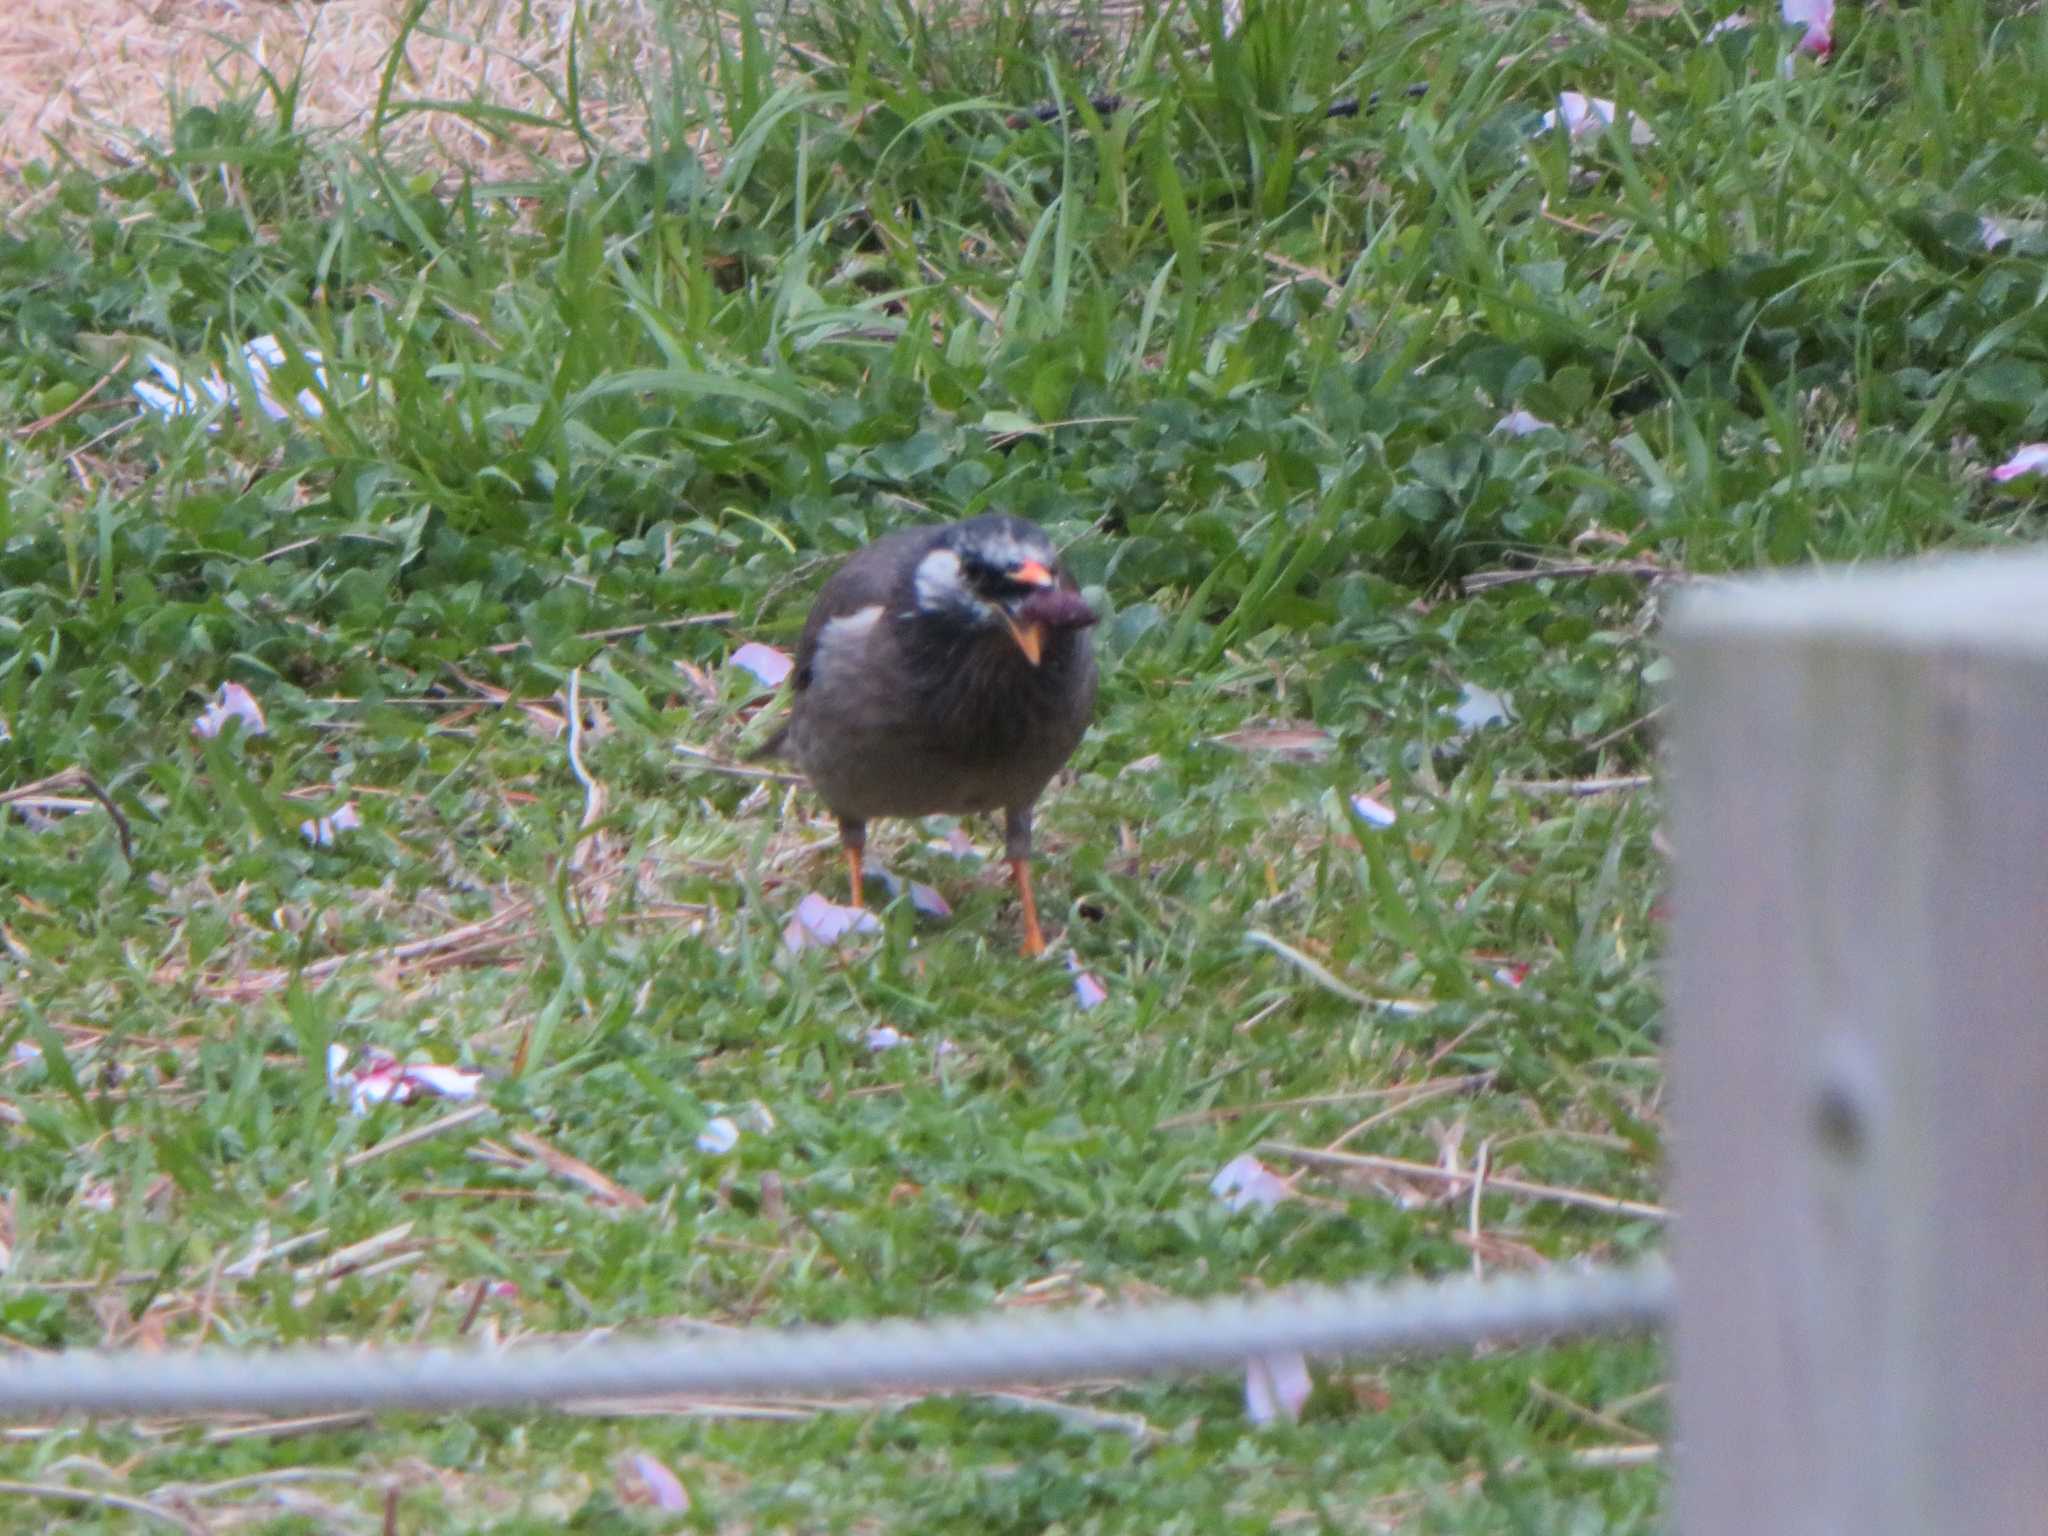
[898,609,1089,761]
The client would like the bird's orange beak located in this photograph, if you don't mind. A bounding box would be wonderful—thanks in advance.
[1000,609,1045,665]
[1000,560,1057,664]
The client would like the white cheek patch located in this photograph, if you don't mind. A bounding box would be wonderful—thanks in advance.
[914,547,968,612]
[813,604,883,684]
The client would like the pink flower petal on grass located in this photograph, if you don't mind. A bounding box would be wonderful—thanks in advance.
[193,682,267,739]
[730,641,794,688]
[782,891,883,951]
[1990,444,2048,482]
[1210,1153,1291,1213]
[1245,1352,1313,1425]
[865,1025,909,1051]
[1067,956,1109,1010]
[327,1045,481,1116]
[1783,0,1832,54]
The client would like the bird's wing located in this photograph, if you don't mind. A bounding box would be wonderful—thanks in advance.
[749,527,932,761]
[788,526,932,695]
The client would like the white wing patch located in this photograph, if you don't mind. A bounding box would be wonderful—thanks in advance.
[812,604,884,685]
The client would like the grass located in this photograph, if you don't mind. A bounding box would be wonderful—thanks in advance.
[1,0,2045,1527]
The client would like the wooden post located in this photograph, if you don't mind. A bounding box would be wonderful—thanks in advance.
[1668,552,2048,1533]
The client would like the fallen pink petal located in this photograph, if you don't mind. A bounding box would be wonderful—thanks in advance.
[1782,0,1832,54]
[327,1044,482,1117]
[865,1025,910,1051]
[1244,1351,1313,1425]
[782,891,883,951]
[1990,444,2048,482]
[193,682,268,739]
[1210,1152,1291,1212]
[619,1452,690,1513]
[729,641,794,688]
[696,1116,741,1154]
[1067,955,1109,1010]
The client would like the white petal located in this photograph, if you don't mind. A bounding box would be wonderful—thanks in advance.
[1541,91,1654,145]
[782,891,881,951]
[1210,1153,1291,1212]
[1493,408,1553,437]
[1067,955,1109,1010]
[696,1116,741,1154]
[729,641,794,688]
[1449,683,1513,733]
[398,1064,481,1100]
[1244,1352,1313,1424]
[1350,793,1398,828]
[194,681,268,738]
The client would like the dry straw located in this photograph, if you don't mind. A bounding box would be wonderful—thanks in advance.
[0,0,674,182]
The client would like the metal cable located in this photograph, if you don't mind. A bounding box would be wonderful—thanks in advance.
[0,1262,1669,1418]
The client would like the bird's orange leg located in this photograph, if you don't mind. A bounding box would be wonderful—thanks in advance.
[838,819,867,907]
[1010,858,1046,957]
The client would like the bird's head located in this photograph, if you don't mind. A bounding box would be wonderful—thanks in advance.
[909,514,1097,665]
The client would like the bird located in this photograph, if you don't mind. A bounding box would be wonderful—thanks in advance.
[758,513,1098,956]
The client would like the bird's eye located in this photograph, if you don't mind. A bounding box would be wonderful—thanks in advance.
[962,557,1020,596]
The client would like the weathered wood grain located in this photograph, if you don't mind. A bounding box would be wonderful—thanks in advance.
[1668,550,2048,1533]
